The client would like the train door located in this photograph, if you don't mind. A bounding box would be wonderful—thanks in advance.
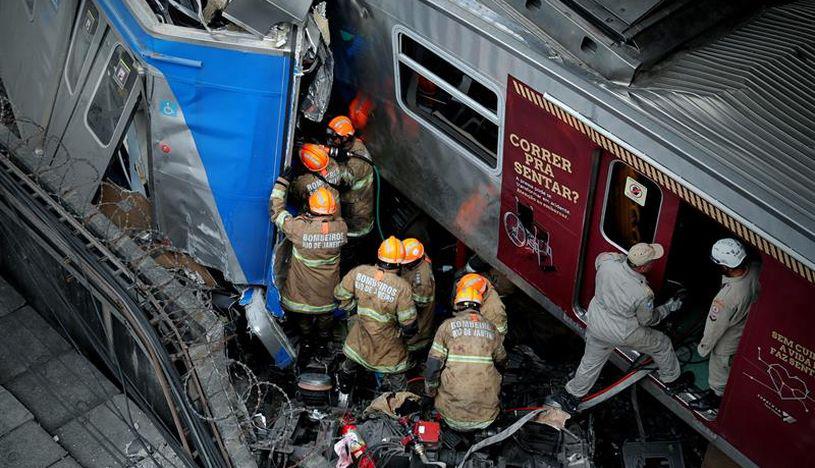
[41,1,142,209]
[44,0,107,156]
[576,154,680,315]
[0,0,79,136]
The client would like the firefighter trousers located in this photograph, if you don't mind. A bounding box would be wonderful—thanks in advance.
[339,358,407,393]
[708,348,734,396]
[565,327,680,398]
[292,312,334,341]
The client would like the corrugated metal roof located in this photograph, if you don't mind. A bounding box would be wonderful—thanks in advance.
[616,1,815,251]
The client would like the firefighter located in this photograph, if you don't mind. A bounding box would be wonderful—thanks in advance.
[689,238,761,411]
[269,173,348,355]
[334,236,417,391]
[424,287,507,431]
[325,115,375,239]
[400,238,436,356]
[553,243,689,413]
[291,143,342,208]
[456,273,508,338]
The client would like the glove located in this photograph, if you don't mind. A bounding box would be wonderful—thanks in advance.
[279,165,295,182]
[664,297,683,313]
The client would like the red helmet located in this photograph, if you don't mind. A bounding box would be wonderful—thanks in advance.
[349,94,374,131]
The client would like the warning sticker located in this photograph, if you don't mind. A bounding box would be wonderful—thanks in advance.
[624,177,647,207]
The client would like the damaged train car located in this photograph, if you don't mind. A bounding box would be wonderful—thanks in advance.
[328,0,815,467]
[0,0,813,467]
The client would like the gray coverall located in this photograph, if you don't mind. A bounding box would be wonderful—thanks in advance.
[698,261,761,396]
[565,252,679,397]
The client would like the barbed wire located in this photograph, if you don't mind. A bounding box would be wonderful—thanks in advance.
[0,94,293,465]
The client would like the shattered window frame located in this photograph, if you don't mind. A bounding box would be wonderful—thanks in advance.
[393,27,503,174]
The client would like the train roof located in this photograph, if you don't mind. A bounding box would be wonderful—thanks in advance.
[465,0,815,270]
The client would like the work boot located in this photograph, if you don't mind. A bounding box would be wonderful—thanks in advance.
[688,390,722,411]
[663,371,694,395]
[546,390,582,414]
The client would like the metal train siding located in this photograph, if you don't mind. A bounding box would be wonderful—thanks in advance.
[0,0,292,289]
[330,1,815,466]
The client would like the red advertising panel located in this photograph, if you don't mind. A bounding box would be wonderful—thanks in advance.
[716,256,815,467]
[497,77,595,310]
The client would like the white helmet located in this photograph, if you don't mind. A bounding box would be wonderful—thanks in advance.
[711,238,747,268]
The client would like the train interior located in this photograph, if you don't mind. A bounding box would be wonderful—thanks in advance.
[660,202,747,397]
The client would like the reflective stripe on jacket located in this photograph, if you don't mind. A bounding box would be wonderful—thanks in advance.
[335,264,416,372]
[401,257,436,351]
[425,310,506,431]
[291,159,343,212]
[270,179,348,314]
[339,139,374,237]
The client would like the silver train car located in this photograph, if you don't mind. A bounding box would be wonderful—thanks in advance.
[331,1,815,467]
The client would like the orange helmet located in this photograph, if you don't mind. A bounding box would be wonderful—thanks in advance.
[300,143,330,174]
[457,273,488,295]
[377,236,405,264]
[328,115,355,137]
[454,286,483,306]
[308,187,337,215]
[402,238,425,264]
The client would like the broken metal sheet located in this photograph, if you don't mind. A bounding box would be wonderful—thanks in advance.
[301,40,334,122]
[148,78,248,285]
[224,0,313,37]
[242,287,296,368]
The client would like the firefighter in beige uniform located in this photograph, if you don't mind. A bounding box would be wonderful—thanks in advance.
[689,238,761,411]
[334,236,417,391]
[291,143,342,210]
[554,243,688,413]
[424,287,507,431]
[400,238,436,354]
[456,273,508,337]
[325,115,375,238]
[269,175,348,349]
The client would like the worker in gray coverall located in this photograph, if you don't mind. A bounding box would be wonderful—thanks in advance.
[689,238,761,411]
[552,243,690,413]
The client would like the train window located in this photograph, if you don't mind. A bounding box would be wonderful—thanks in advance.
[66,2,100,94]
[395,32,500,169]
[86,45,137,146]
[601,161,662,251]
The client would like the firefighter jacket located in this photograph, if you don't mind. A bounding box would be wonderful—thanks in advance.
[482,282,508,336]
[270,178,348,314]
[291,158,343,210]
[339,138,374,237]
[334,265,417,373]
[424,309,507,431]
[400,257,436,351]
[698,261,761,358]
[586,252,670,343]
